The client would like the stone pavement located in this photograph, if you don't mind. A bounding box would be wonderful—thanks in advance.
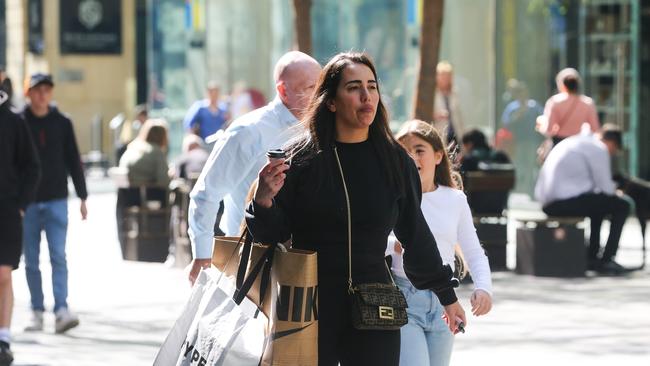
[7,179,650,365]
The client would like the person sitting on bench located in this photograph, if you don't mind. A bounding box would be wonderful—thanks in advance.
[535,123,630,274]
[460,129,513,215]
[605,123,650,258]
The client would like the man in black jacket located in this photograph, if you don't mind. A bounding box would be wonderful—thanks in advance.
[0,85,40,366]
[21,73,88,335]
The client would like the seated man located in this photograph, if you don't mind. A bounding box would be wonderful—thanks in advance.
[460,129,514,215]
[606,124,650,257]
[535,124,631,273]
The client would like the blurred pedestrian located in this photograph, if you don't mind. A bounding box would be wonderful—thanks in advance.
[460,129,511,172]
[0,83,40,366]
[187,51,321,284]
[183,81,229,141]
[460,129,513,215]
[607,124,650,248]
[499,80,544,196]
[433,61,465,146]
[246,52,465,366]
[119,119,171,191]
[115,104,148,163]
[391,120,492,366]
[535,124,630,274]
[174,134,209,180]
[21,73,87,334]
[539,68,600,145]
[115,119,170,258]
[229,81,255,120]
[0,66,13,107]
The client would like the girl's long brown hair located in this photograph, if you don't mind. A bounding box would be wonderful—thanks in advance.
[396,120,457,189]
[396,119,468,279]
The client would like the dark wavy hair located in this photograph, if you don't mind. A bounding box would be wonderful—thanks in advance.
[461,129,489,150]
[289,52,403,191]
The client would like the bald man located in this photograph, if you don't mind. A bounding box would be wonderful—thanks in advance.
[187,51,321,284]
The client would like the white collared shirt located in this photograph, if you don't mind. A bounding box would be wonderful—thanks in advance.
[189,96,298,259]
[535,128,616,206]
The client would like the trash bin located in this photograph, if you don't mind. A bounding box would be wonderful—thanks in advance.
[116,185,170,263]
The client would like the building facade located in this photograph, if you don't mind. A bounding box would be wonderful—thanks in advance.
[4,0,647,182]
[4,0,136,155]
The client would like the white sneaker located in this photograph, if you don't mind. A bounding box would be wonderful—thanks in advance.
[54,308,79,334]
[24,311,44,332]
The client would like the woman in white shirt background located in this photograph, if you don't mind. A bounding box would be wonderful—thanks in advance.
[388,120,493,366]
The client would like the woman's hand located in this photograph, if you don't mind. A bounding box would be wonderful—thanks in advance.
[470,289,492,316]
[254,159,289,208]
[442,300,466,334]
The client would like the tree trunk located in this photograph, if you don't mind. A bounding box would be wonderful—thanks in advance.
[293,0,313,55]
[413,0,444,122]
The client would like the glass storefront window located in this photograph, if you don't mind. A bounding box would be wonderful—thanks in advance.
[311,0,409,122]
[494,0,579,196]
[150,0,189,110]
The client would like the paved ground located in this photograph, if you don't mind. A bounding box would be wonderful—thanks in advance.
[8,178,650,365]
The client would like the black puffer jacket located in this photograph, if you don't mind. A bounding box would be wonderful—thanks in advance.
[0,91,41,209]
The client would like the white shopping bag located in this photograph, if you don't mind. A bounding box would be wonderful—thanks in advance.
[153,269,212,365]
[154,268,268,366]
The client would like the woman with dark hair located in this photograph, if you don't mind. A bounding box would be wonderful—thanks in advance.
[118,118,171,207]
[391,120,492,366]
[246,52,465,365]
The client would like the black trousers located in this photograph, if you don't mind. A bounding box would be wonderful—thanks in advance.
[0,199,22,269]
[543,193,630,262]
[318,282,400,366]
[619,176,650,226]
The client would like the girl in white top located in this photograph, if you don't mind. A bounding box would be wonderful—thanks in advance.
[388,120,493,366]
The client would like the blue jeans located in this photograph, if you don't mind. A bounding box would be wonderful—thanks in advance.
[395,276,454,366]
[22,199,69,313]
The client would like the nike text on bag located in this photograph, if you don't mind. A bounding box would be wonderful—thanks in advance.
[212,234,319,365]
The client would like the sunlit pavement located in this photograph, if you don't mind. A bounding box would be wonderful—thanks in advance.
[8,178,649,365]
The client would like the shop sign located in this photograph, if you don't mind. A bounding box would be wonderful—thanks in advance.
[60,0,122,54]
[28,0,44,54]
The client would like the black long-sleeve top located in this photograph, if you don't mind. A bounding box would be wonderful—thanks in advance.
[22,106,88,202]
[246,139,458,305]
[0,96,41,209]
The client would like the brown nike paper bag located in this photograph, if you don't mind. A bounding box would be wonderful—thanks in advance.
[212,236,318,366]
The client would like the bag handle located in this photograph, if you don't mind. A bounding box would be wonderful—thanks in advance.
[236,231,254,289]
[333,146,397,294]
[232,228,276,307]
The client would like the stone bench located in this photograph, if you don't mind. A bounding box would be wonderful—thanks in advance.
[515,216,586,277]
[473,214,509,271]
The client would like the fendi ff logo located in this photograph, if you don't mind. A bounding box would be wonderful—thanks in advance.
[276,285,318,322]
[378,306,394,320]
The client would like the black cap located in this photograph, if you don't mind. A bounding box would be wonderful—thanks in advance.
[29,73,54,89]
